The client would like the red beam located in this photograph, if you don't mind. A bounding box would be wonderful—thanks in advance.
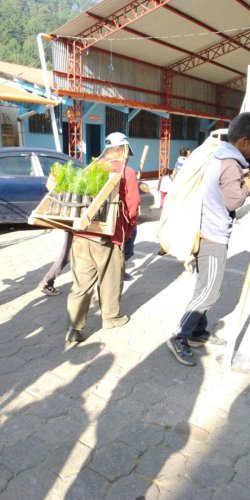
[74,0,173,50]
[55,88,232,120]
[222,74,246,90]
[54,70,161,96]
[168,30,250,74]
[54,69,238,111]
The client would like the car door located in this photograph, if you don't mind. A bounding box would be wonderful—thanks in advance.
[0,152,47,223]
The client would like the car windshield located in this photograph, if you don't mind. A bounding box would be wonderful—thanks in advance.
[0,155,35,176]
[38,155,82,176]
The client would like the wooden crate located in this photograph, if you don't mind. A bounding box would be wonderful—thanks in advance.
[28,172,121,235]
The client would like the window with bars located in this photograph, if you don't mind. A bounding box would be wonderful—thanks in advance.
[29,113,52,134]
[28,106,61,134]
[171,114,198,140]
[105,107,126,136]
[186,116,197,140]
[171,114,184,140]
[129,110,159,138]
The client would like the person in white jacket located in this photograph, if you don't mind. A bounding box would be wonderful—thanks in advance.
[167,113,250,366]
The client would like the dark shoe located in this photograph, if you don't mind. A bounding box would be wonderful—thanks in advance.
[167,336,196,366]
[188,331,226,347]
[158,247,166,256]
[124,272,133,281]
[102,315,129,329]
[65,328,85,343]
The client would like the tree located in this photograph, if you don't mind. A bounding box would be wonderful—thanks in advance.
[0,0,99,67]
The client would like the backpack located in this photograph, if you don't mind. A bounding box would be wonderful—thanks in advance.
[157,137,221,267]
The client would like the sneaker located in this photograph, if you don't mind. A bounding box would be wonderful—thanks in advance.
[102,315,129,329]
[187,331,226,347]
[65,328,85,343]
[124,272,133,281]
[158,247,166,256]
[41,284,61,296]
[166,336,196,366]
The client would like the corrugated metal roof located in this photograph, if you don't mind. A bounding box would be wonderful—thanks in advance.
[51,0,249,91]
[0,61,53,88]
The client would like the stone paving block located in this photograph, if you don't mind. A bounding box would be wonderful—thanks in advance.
[44,441,92,479]
[0,389,36,415]
[0,464,62,500]
[89,441,140,481]
[145,399,189,427]
[0,464,13,495]
[63,467,109,500]
[213,480,250,500]
[25,372,68,399]
[60,353,114,400]
[0,435,50,474]
[106,472,152,500]
[137,446,186,481]
[158,477,211,500]
[97,397,146,434]
[82,394,107,422]
[164,422,208,452]
[79,423,97,449]
[186,450,234,490]
[36,412,89,446]
[16,343,53,361]
[0,355,27,376]
[27,392,73,419]
[0,338,29,357]
[131,379,169,406]
[164,381,205,412]
[234,453,250,489]
[120,422,165,452]
[206,425,250,460]
[0,412,42,448]
[189,401,228,432]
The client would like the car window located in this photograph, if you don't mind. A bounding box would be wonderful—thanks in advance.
[0,155,35,176]
[38,155,81,176]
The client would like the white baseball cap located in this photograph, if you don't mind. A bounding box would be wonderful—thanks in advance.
[104,132,134,156]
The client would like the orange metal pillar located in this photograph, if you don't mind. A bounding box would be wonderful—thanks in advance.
[67,41,83,160]
[159,117,171,176]
[159,69,173,176]
[67,100,83,160]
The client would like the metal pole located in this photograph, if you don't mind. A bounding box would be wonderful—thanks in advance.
[37,33,61,152]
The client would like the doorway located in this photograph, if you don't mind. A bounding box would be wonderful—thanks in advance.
[62,122,69,154]
[86,124,101,163]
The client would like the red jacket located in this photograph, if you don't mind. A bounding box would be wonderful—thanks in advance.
[74,160,140,246]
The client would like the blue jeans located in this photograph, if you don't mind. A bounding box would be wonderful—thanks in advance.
[125,226,137,261]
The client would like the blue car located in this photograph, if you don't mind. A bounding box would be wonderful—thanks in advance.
[0,148,82,224]
[0,147,154,224]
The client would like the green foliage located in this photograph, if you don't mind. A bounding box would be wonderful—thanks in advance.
[50,162,61,177]
[51,159,109,196]
[83,160,109,197]
[73,168,87,195]
[53,161,75,193]
[0,0,100,67]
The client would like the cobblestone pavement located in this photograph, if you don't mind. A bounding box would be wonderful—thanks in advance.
[0,198,250,500]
